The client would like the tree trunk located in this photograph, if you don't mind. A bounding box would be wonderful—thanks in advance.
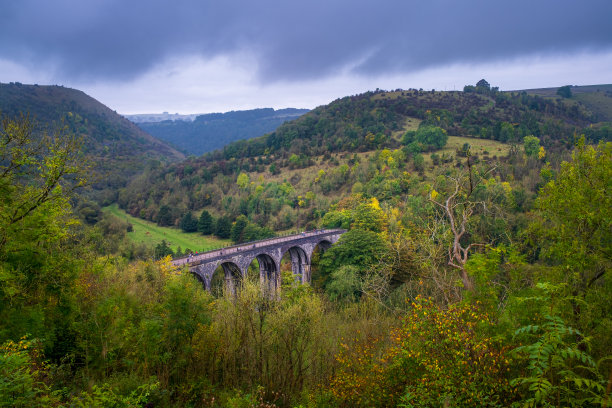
[461,268,474,291]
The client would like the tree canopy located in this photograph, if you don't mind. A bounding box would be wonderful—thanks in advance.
[557,85,572,98]
[414,125,448,150]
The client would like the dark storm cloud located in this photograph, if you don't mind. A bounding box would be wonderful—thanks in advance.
[2,0,611,82]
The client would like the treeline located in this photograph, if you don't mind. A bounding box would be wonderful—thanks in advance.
[1,114,610,406]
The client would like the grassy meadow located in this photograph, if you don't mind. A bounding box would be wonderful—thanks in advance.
[441,135,510,157]
[103,204,230,252]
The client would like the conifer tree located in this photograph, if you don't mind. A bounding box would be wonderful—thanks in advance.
[215,216,232,239]
[179,212,198,232]
[197,210,214,235]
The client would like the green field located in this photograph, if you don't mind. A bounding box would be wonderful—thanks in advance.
[442,135,510,157]
[103,204,230,252]
[421,135,510,169]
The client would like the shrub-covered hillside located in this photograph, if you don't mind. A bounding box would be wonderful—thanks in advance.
[115,83,611,236]
[1,107,610,407]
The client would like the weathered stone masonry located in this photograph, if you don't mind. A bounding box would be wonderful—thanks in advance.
[171,229,345,292]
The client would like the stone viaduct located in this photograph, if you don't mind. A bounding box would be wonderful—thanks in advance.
[171,229,345,292]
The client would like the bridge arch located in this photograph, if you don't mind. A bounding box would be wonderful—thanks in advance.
[209,261,242,296]
[246,253,280,295]
[281,246,310,283]
[311,238,332,256]
[192,270,208,289]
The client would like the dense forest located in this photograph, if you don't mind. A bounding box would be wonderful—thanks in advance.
[1,82,611,407]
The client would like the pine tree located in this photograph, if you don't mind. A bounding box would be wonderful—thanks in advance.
[197,210,214,235]
[215,216,232,239]
[230,215,248,243]
[154,240,174,259]
[180,212,198,232]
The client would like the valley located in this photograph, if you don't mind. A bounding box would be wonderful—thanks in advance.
[4,2,612,405]
[135,108,310,155]
[1,81,610,407]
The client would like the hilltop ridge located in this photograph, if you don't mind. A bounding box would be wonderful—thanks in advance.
[0,82,185,194]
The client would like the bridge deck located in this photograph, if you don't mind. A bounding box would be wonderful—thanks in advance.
[171,229,343,267]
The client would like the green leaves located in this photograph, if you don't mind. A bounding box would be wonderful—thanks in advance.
[414,125,448,150]
[510,284,608,407]
[0,115,86,253]
[523,135,540,157]
[0,115,89,358]
[319,229,386,285]
[70,379,159,408]
[535,139,611,289]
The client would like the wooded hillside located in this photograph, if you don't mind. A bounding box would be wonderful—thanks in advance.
[0,82,185,196]
[115,84,611,235]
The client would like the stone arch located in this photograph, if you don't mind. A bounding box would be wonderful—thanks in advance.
[184,230,346,294]
[251,253,280,294]
[282,246,310,283]
[191,270,208,290]
[210,261,242,296]
[311,239,333,257]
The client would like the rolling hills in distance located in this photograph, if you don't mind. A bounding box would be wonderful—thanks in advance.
[2,80,610,224]
[126,112,201,123]
[131,108,309,156]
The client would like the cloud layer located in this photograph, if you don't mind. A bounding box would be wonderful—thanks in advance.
[3,0,611,84]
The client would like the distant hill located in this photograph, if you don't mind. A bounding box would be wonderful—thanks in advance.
[0,82,185,196]
[521,84,612,122]
[135,108,309,155]
[207,85,610,163]
[125,112,199,123]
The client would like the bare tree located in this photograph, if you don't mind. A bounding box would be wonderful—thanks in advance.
[429,157,498,291]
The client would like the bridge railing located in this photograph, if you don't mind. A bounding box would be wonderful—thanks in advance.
[171,228,346,267]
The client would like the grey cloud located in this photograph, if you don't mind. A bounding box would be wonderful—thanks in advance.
[1,0,611,83]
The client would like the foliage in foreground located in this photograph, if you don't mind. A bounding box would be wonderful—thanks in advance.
[0,115,610,407]
[510,283,609,408]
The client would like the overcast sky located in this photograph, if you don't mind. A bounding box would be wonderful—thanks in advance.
[2,0,611,114]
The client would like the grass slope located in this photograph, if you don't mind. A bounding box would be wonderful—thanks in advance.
[104,204,229,252]
[441,135,510,157]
